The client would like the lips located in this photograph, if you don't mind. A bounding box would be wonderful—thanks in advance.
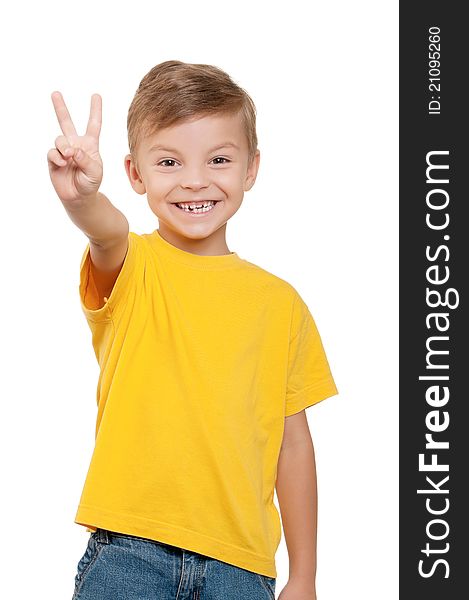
[172,200,220,205]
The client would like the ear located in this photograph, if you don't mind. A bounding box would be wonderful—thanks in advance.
[244,149,260,191]
[124,154,146,195]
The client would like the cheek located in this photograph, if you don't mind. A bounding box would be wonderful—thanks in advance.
[214,169,245,189]
[146,177,174,195]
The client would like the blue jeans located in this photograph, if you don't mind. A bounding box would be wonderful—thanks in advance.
[72,528,276,599]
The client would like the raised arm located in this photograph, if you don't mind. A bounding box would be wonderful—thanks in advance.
[47,91,129,307]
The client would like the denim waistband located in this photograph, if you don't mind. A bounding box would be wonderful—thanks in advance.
[93,528,157,546]
[93,528,111,544]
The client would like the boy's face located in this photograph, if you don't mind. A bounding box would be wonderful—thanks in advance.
[125,111,260,246]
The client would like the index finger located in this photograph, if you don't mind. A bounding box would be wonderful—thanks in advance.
[85,93,102,140]
[51,91,78,138]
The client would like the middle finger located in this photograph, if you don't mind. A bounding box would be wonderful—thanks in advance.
[51,91,78,139]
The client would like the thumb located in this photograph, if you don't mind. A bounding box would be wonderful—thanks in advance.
[72,147,100,176]
[72,147,87,164]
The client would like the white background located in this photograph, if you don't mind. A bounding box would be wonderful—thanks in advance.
[1,1,398,598]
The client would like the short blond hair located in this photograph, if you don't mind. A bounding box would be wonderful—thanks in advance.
[127,60,258,168]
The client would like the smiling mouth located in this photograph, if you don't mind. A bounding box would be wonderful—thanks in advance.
[173,200,220,214]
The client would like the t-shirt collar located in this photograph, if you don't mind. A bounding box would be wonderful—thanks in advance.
[148,229,244,270]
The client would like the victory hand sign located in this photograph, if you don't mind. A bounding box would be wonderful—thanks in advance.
[47,92,103,207]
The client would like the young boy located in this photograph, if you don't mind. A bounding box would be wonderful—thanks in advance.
[48,60,338,600]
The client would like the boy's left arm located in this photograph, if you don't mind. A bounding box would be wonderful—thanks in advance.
[275,410,318,599]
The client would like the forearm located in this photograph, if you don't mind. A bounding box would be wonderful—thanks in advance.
[275,438,318,588]
[63,191,129,247]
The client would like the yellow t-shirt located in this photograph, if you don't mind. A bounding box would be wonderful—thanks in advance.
[75,228,338,578]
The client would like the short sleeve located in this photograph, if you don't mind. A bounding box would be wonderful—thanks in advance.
[285,292,339,416]
[79,231,144,323]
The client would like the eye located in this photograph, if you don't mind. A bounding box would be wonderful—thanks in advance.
[157,159,178,167]
[156,157,230,167]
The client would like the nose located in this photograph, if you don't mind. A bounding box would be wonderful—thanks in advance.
[179,164,210,191]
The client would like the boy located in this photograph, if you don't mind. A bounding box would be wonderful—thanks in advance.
[48,60,338,600]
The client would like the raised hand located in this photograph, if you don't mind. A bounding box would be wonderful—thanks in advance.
[47,92,103,206]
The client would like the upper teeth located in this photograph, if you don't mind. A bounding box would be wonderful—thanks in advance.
[176,201,215,209]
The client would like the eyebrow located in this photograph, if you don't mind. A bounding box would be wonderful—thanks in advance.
[148,142,240,154]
